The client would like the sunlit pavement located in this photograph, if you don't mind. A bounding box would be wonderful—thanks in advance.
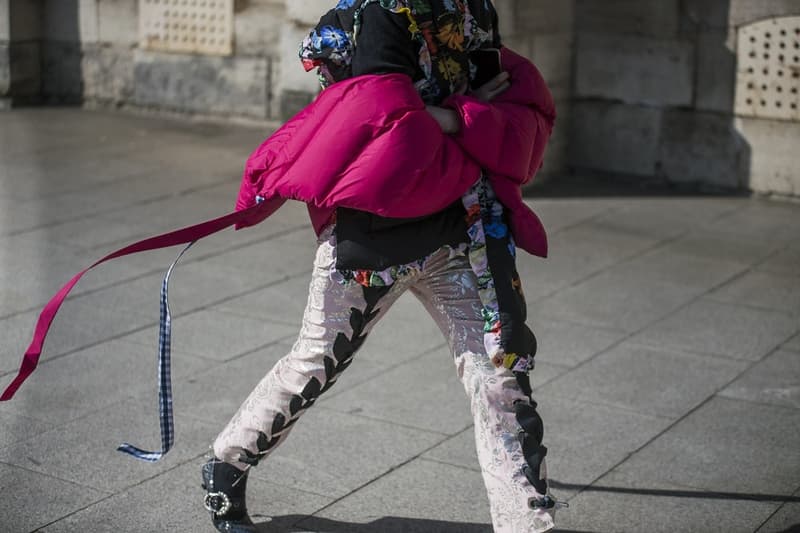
[1,108,798,532]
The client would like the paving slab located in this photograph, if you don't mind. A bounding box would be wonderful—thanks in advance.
[539,397,672,496]
[0,410,51,449]
[529,316,627,369]
[423,396,671,500]
[211,270,313,327]
[757,500,800,533]
[658,229,783,266]
[537,342,749,419]
[785,334,800,353]
[4,212,161,252]
[719,350,800,410]
[633,299,798,361]
[174,342,450,432]
[609,396,800,495]
[556,468,780,533]
[248,407,445,500]
[756,245,800,278]
[588,204,702,242]
[525,197,621,235]
[0,146,166,203]
[300,458,493,532]
[709,271,800,315]
[122,307,297,361]
[370,289,437,324]
[323,344,570,436]
[0,294,155,374]
[708,201,800,244]
[0,338,215,427]
[516,223,662,303]
[3,109,800,533]
[0,310,49,374]
[91,180,243,234]
[612,197,747,225]
[196,229,321,284]
[607,245,750,291]
[536,268,699,333]
[420,427,480,471]
[320,345,475,435]
[0,397,219,493]
[0,231,145,316]
[5,172,230,235]
[0,462,108,533]
[354,308,457,366]
[39,459,333,533]
[169,341,295,425]
[211,272,451,353]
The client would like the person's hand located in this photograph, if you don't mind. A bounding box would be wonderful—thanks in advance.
[426,105,461,134]
[471,71,511,102]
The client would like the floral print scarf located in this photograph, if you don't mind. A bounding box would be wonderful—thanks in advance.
[300,0,500,104]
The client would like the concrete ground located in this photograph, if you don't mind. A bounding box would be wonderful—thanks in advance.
[0,108,799,533]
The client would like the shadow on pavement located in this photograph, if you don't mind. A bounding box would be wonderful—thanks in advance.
[550,480,800,503]
[251,514,595,533]
[527,173,753,199]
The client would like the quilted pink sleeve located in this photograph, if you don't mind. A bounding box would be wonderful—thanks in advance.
[442,49,556,185]
[444,97,552,185]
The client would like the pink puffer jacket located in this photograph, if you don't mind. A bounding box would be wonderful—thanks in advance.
[0,47,555,403]
[237,47,555,257]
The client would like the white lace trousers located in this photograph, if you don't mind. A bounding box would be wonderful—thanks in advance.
[213,232,555,532]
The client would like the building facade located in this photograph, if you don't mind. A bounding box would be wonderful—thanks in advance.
[1,0,798,196]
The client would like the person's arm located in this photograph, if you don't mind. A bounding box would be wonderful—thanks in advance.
[352,5,469,134]
[443,48,556,184]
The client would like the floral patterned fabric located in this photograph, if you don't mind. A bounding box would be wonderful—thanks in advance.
[300,1,532,369]
[300,0,500,104]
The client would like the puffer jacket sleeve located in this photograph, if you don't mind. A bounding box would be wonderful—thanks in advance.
[442,47,556,185]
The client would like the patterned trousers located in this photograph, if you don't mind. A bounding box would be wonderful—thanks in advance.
[213,231,555,532]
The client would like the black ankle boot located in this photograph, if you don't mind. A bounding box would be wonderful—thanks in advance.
[201,458,257,532]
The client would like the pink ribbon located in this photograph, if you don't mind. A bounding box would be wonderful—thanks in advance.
[1,199,282,401]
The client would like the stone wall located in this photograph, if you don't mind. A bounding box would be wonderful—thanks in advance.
[4,0,796,196]
[1,1,574,173]
[496,0,574,182]
[78,0,284,119]
[42,0,82,104]
[569,0,800,196]
[4,0,43,104]
[0,0,9,108]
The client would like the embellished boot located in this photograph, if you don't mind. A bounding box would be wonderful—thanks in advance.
[201,457,257,532]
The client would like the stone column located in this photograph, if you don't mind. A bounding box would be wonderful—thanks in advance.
[1,0,10,108]
[41,0,83,104]
[5,0,44,105]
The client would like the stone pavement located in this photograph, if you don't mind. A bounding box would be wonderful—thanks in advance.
[0,108,799,533]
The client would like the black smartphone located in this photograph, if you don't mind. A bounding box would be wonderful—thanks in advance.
[469,48,503,90]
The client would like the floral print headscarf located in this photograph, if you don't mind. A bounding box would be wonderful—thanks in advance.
[300,0,500,104]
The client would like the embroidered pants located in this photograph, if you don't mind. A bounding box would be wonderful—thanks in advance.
[213,232,555,532]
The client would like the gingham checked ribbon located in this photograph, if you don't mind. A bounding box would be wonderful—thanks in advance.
[117,241,194,462]
[0,198,283,461]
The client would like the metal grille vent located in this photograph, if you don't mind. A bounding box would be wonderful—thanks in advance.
[736,16,800,121]
[139,0,234,56]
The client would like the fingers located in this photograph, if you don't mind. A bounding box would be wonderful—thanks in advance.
[485,80,511,101]
[490,71,511,86]
[472,71,511,101]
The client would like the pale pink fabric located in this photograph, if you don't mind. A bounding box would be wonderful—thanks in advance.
[235,48,555,258]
